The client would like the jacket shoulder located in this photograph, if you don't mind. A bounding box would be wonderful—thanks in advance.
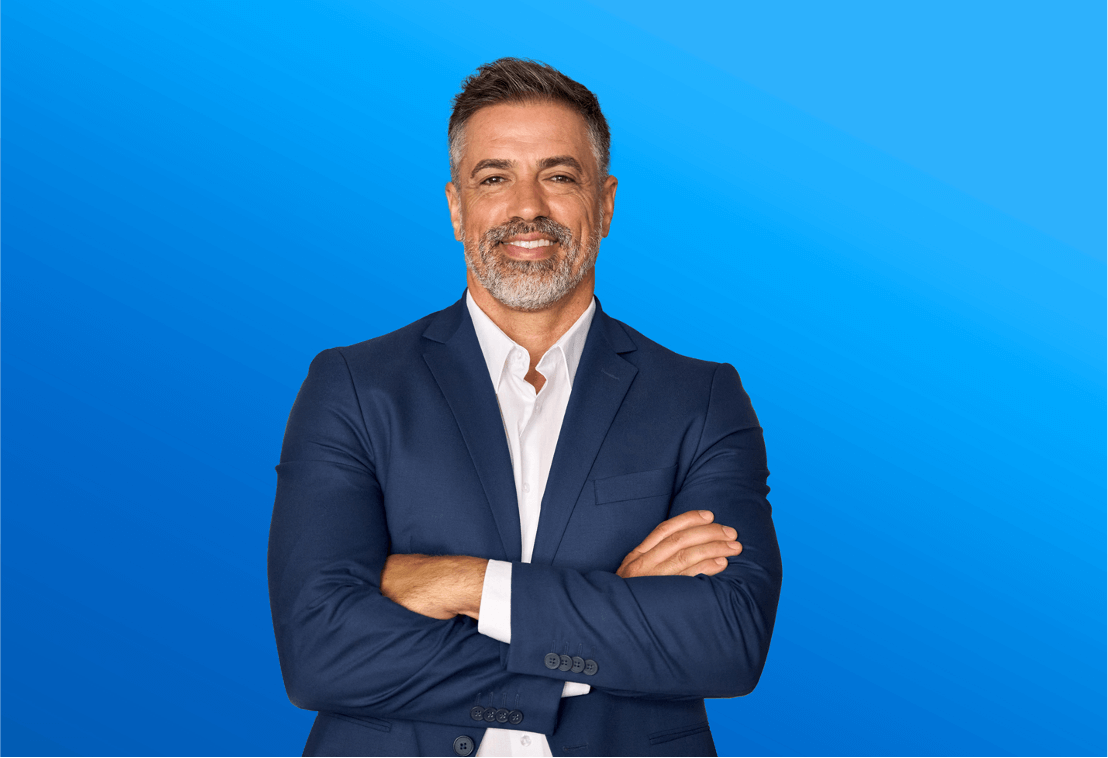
[608,316,724,377]
[313,306,448,371]
[344,314,435,354]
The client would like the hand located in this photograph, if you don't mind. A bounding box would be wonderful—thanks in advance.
[380,554,487,620]
[617,510,742,579]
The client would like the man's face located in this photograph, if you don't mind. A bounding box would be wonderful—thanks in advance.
[446,101,618,312]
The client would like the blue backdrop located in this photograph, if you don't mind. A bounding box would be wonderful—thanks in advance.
[3,1,1104,755]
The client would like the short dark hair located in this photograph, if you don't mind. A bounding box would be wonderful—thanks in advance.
[448,58,610,183]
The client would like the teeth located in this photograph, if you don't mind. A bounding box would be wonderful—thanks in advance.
[507,239,554,249]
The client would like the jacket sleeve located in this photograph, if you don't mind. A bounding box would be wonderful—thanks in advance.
[505,362,782,699]
[268,348,565,732]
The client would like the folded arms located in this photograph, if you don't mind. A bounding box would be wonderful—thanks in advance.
[268,350,781,732]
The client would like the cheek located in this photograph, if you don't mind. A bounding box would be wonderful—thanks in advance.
[460,201,499,234]
[545,201,583,229]
[558,193,601,223]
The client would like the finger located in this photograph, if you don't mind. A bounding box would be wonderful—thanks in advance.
[681,556,731,577]
[633,510,715,554]
[659,523,737,550]
[618,549,641,572]
[622,537,743,578]
[656,539,742,576]
[636,523,739,572]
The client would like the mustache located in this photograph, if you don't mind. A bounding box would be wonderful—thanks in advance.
[483,218,574,247]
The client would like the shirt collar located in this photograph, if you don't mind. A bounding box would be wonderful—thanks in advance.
[466,290,596,389]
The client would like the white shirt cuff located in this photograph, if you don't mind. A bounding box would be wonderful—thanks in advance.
[477,559,513,644]
[562,681,591,697]
[477,561,592,699]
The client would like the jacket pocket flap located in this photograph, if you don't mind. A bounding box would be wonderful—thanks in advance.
[594,465,677,505]
[648,720,711,745]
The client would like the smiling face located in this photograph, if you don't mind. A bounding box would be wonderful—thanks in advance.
[446,100,617,312]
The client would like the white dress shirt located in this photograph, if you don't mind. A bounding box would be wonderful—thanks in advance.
[466,291,593,757]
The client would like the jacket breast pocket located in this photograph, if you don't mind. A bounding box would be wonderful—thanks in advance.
[593,465,677,505]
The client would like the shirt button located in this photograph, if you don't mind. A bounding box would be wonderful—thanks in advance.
[520,736,531,747]
[523,483,530,493]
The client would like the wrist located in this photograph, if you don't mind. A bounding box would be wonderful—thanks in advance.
[447,556,488,619]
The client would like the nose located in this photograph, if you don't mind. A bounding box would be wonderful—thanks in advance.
[505,176,551,222]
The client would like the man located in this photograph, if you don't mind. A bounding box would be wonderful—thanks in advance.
[268,58,781,757]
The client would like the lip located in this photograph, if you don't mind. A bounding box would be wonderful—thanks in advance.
[500,239,559,260]
[504,233,556,243]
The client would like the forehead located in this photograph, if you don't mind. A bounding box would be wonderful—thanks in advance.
[462,101,594,169]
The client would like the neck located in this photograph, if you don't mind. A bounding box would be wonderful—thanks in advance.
[466,271,595,362]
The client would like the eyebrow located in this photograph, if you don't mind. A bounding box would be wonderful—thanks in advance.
[538,155,584,172]
[469,155,585,179]
[470,159,513,178]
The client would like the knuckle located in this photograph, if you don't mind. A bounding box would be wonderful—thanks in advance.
[696,523,721,539]
[652,522,673,536]
[685,543,710,562]
[678,526,708,545]
[655,534,680,553]
[696,559,721,577]
[666,539,686,553]
[655,555,677,575]
[682,528,714,550]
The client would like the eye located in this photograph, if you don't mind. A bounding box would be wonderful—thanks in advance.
[479,176,505,186]
[550,174,576,183]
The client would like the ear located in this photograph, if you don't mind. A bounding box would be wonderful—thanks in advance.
[599,175,618,238]
[445,181,463,241]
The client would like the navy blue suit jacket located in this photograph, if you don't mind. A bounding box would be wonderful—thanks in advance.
[268,295,782,756]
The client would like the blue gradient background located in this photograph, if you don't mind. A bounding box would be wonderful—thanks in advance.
[2,1,1104,755]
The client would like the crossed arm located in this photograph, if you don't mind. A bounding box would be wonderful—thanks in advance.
[379,510,745,620]
[270,350,780,733]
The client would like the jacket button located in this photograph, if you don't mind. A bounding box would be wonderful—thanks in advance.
[508,710,524,725]
[583,659,598,676]
[495,708,510,723]
[483,707,497,722]
[453,736,475,756]
[571,656,585,673]
[469,706,484,721]
[544,653,561,670]
[558,654,573,672]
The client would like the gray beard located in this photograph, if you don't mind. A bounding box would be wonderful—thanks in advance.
[463,217,600,312]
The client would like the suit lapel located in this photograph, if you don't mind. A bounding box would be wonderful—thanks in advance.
[422,298,522,562]
[530,307,639,566]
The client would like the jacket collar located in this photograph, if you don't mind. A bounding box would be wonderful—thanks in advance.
[422,292,638,563]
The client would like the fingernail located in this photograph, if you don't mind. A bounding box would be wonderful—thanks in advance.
[699,510,713,520]
[723,527,737,540]
[715,557,728,566]
[728,541,742,550]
